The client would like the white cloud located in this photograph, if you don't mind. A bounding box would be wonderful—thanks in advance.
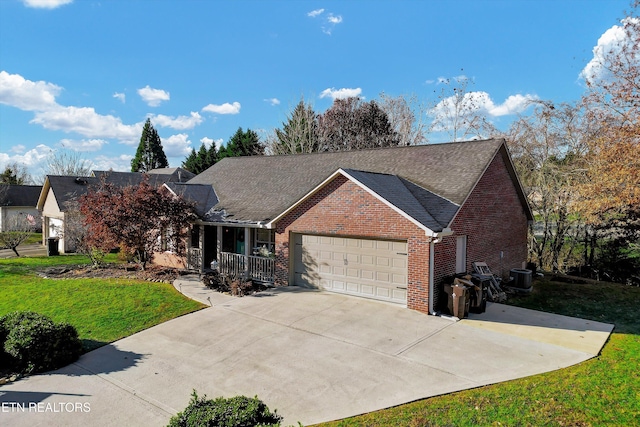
[307,8,324,17]
[327,14,342,24]
[113,92,125,103]
[149,112,203,130]
[137,85,170,107]
[162,133,192,157]
[580,17,639,85]
[264,98,280,106]
[202,101,241,114]
[10,145,26,154]
[30,105,142,143]
[200,137,224,151]
[307,8,343,35]
[0,71,61,111]
[91,154,132,173]
[319,87,362,100]
[58,138,108,152]
[0,72,144,145]
[430,91,537,119]
[0,144,53,172]
[22,0,72,9]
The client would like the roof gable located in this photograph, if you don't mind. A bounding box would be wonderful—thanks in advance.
[267,168,458,235]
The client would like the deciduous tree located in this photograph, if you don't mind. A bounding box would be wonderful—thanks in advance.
[507,101,591,271]
[427,76,499,142]
[379,92,427,146]
[0,215,35,257]
[579,4,640,228]
[317,97,399,151]
[80,176,196,269]
[44,150,92,178]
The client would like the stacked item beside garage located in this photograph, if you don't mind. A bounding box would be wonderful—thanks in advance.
[443,277,488,319]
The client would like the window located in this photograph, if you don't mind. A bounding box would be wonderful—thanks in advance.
[253,228,275,256]
[456,235,467,274]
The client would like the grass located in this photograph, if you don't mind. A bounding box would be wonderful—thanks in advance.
[315,277,640,427]
[0,254,205,351]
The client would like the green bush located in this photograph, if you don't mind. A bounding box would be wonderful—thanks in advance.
[0,311,83,373]
[168,390,282,427]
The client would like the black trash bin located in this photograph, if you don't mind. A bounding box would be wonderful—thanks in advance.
[47,237,59,256]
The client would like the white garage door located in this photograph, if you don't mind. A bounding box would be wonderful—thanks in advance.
[293,234,408,305]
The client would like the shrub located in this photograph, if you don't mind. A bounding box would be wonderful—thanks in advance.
[0,311,83,374]
[168,390,282,427]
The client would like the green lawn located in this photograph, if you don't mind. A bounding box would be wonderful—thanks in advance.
[0,254,205,351]
[316,278,640,427]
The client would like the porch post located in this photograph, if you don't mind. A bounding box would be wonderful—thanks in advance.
[199,224,205,273]
[244,228,251,279]
[216,225,222,265]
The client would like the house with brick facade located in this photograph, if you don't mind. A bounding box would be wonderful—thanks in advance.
[164,138,533,315]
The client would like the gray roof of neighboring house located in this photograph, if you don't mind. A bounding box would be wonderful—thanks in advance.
[185,138,531,228]
[147,167,196,181]
[40,169,195,212]
[0,185,42,207]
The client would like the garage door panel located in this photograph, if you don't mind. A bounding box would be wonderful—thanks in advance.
[360,284,374,296]
[392,273,407,285]
[294,234,408,305]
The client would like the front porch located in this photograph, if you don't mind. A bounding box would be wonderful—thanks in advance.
[186,224,275,283]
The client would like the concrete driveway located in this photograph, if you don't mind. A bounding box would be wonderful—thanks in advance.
[0,276,613,426]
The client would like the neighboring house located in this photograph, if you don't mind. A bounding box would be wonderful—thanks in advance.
[37,168,194,254]
[0,185,42,232]
[163,138,533,315]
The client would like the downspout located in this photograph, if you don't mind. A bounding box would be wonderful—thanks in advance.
[429,238,435,315]
[428,228,453,315]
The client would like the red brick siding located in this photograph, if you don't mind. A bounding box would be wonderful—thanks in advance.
[274,175,433,314]
[433,152,528,306]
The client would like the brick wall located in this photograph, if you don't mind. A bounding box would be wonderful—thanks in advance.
[274,175,433,314]
[433,151,529,309]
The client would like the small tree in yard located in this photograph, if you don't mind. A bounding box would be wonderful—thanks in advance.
[80,176,196,270]
[0,215,36,257]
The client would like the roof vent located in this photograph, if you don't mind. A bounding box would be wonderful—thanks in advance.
[75,177,88,185]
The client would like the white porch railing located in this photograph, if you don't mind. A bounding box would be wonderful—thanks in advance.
[187,248,202,271]
[219,252,275,283]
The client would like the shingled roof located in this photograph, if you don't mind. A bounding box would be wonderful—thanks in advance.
[37,168,194,211]
[185,138,530,227]
[0,185,42,207]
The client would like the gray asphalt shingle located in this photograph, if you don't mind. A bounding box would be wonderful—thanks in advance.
[186,139,509,225]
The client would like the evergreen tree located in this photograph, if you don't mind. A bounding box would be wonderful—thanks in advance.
[273,98,319,154]
[182,148,198,173]
[0,166,25,185]
[218,127,264,159]
[181,142,219,174]
[131,119,169,172]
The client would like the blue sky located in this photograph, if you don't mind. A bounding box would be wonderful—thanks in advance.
[0,0,631,180]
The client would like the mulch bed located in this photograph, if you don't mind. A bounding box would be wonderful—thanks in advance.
[38,264,183,283]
